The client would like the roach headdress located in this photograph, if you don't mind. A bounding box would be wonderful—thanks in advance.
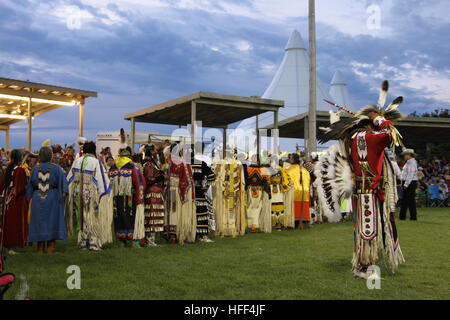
[319,80,405,144]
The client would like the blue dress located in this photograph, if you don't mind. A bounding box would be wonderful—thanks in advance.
[26,162,68,243]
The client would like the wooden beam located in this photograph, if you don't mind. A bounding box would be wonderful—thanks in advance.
[123,91,283,120]
[0,77,97,98]
[124,92,201,120]
[197,91,284,106]
[79,99,84,137]
[0,87,77,103]
[196,99,280,112]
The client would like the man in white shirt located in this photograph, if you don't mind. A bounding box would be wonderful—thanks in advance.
[400,149,418,220]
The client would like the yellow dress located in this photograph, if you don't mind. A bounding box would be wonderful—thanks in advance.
[285,164,311,221]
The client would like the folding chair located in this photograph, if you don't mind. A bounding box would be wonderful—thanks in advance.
[427,185,445,207]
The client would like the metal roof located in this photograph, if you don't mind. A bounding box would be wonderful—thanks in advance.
[124,91,284,128]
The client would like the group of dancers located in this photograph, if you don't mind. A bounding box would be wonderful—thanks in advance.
[1,80,408,279]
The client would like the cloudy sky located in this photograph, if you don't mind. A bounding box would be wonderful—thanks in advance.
[1,0,449,149]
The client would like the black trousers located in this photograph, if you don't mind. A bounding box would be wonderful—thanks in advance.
[400,181,418,220]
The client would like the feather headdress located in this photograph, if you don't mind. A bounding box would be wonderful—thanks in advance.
[320,80,405,144]
[42,139,51,147]
[118,128,132,156]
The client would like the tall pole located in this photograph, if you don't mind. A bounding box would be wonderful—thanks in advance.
[308,0,317,157]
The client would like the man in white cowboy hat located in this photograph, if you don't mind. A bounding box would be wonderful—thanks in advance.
[400,148,418,220]
[75,137,87,160]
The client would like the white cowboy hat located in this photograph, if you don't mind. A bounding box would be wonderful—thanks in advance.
[401,148,416,156]
[77,136,87,145]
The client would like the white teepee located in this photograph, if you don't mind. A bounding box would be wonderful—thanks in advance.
[237,29,332,130]
[329,70,354,109]
[261,29,332,116]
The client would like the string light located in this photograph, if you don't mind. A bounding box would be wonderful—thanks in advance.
[0,93,78,106]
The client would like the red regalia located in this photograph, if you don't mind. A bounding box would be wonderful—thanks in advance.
[316,80,405,278]
[1,166,29,248]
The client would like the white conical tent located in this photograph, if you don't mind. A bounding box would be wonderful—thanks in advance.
[329,70,354,109]
[262,29,332,116]
[236,29,332,131]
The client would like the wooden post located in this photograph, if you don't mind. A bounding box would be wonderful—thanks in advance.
[191,100,196,149]
[222,126,227,159]
[273,110,279,156]
[5,127,10,152]
[27,94,32,151]
[131,117,136,155]
[79,98,85,137]
[308,0,317,157]
[256,115,260,165]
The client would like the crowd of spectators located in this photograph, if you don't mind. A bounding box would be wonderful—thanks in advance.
[397,156,449,207]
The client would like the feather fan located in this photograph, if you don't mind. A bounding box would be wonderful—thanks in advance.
[314,143,353,223]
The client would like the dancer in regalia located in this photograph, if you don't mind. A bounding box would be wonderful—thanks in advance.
[67,141,112,251]
[190,146,216,242]
[285,153,311,229]
[26,146,68,253]
[316,80,405,278]
[142,144,166,247]
[213,155,246,237]
[245,164,271,233]
[164,143,196,244]
[269,166,293,231]
[1,150,29,255]
[109,129,146,248]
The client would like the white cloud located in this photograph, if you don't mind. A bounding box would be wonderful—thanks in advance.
[350,59,450,103]
[234,40,253,52]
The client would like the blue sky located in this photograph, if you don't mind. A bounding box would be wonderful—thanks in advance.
[1,0,449,149]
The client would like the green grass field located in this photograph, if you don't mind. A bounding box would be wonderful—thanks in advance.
[4,207,450,300]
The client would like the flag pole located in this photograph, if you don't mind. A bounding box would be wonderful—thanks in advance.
[308,0,317,157]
